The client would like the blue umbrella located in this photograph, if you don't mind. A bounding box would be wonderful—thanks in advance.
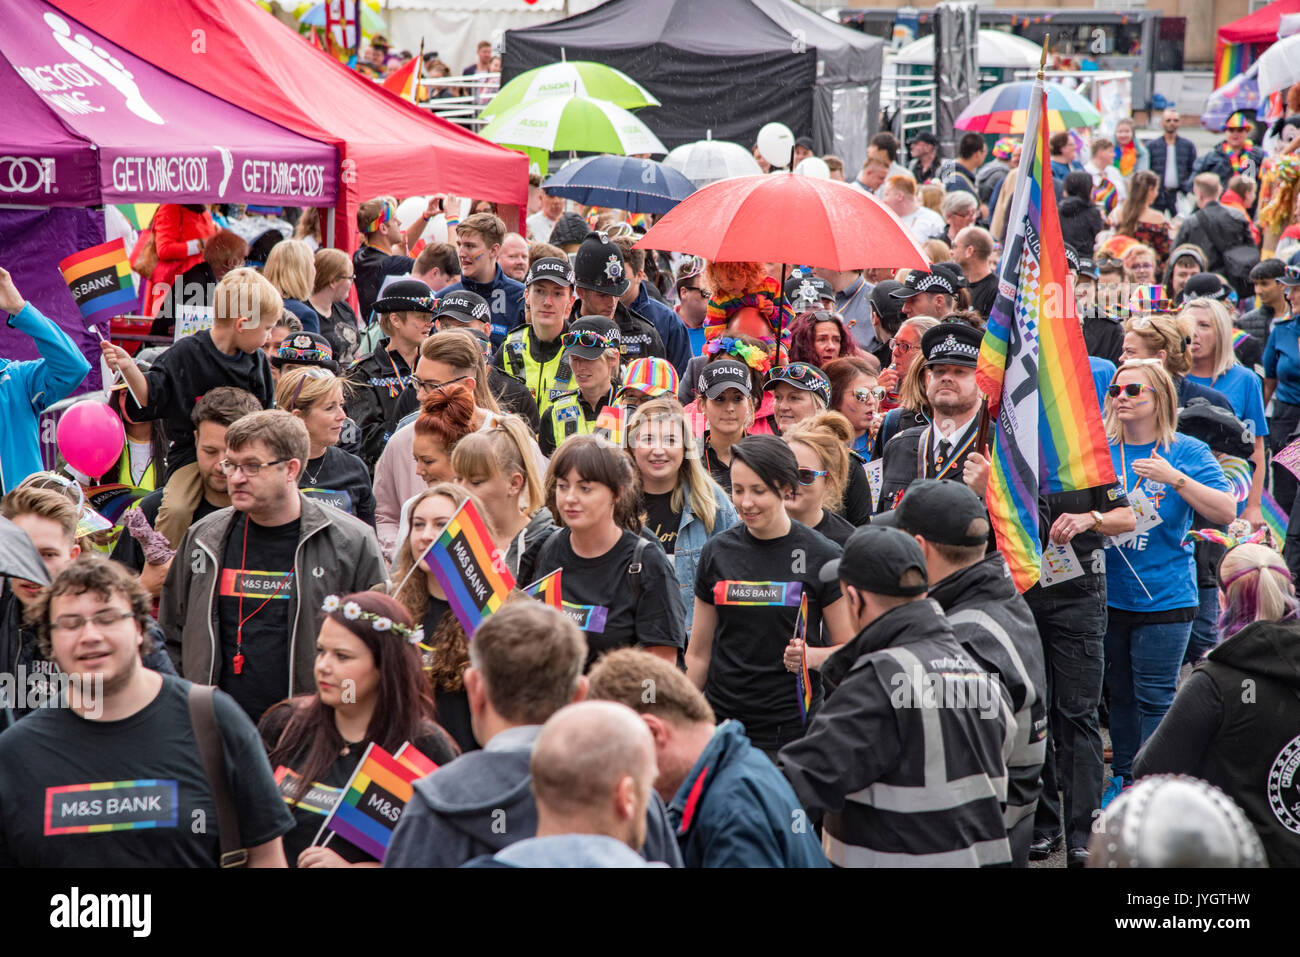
[1201,62,1261,132]
[541,155,696,215]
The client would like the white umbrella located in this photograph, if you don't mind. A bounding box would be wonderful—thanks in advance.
[480,95,666,155]
[893,29,1042,70]
[663,131,763,188]
[1257,34,1300,97]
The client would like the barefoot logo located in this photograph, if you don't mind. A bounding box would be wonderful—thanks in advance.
[214,146,234,198]
[40,12,164,124]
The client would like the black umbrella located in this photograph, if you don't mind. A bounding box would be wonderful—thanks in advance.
[0,515,50,585]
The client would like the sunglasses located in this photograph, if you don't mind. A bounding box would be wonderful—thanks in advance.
[797,467,829,486]
[853,387,886,403]
[562,331,619,350]
[774,364,818,382]
[1107,383,1155,399]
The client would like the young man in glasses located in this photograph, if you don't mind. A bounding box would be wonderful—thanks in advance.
[0,554,293,867]
[159,410,386,722]
[674,263,709,357]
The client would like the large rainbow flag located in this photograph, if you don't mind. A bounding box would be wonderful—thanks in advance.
[976,69,1116,593]
[58,239,137,325]
[419,496,515,635]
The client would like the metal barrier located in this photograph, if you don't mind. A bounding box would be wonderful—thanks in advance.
[882,76,938,140]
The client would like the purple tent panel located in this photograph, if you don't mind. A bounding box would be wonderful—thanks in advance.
[0,0,338,207]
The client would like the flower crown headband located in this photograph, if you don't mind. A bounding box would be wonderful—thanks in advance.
[321,595,424,645]
[705,335,772,374]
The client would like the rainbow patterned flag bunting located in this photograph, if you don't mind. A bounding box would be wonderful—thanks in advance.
[976,71,1117,593]
[523,568,563,609]
[793,592,811,725]
[58,239,137,325]
[594,405,627,445]
[314,743,420,861]
[419,496,515,635]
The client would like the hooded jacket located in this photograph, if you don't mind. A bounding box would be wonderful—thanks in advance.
[1134,618,1300,867]
[778,599,1015,867]
[1162,243,1209,296]
[669,719,827,867]
[928,555,1047,836]
[384,724,684,867]
[1058,195,1105,259]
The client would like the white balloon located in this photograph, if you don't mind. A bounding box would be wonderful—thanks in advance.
[395,196,429,231]
[794,157,830,179]
[756,122,795,169]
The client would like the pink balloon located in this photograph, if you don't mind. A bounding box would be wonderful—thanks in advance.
[56,400,125,479]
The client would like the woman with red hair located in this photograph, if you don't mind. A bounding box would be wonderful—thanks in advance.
[787,310,860,368]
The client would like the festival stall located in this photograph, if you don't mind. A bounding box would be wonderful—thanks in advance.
[1215,0,1300,90]
[55,0,530,256]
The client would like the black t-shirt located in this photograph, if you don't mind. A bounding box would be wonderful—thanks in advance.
[299,446,377,528]
[110,488,221,573]
[833,451,874,526]
[969,272,998,319]
[258,701,456,866]
[703,436,732,493]
[422,601,477,755]
[813,509,855,547]
[1024,484,1131,599]
[533,528,686,670]
[353,245,415,320]
[319,300,363,367]
[643,491,683,555]
[695,521,842,748]
[0,675,292,867]
[128,331,274,479]
[218,514,300,721]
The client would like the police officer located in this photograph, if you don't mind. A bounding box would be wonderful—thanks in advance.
[495,257,578,421]
[537,316,622,457]
[569,232,666,362]
[878,322,990,512]
[876,479,1047,867]
[778,525,1015,867]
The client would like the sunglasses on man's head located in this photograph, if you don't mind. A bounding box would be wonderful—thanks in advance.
[1107,383,1155,399]
[562,331,618,349]
[797,467,829,486]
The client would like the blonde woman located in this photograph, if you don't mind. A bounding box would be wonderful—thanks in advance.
[1179,298,1266,528]
[451,413,557,585]
[1120,242,1158,286]
[626,397,737,629]
[1120,314,1234,412]
[263,239,319,334]
[782,411,855,546]
[307,248,362,366]
[1101,359,1234,806]
[875,315,939,451]
[276,367,375,527]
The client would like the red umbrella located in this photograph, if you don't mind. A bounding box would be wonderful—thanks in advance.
[634,172,930,271]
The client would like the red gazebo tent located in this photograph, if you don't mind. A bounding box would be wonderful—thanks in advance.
[1215,0,1300,86]
[53,0,529,255]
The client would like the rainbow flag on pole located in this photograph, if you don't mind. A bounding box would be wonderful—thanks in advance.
[793,592,811,725]
[314,743,420,861]
[976,63,1116,593]
[524,568,563,609]
[58,239,137,324]
[393,742,439,778]
[1262,488,1288,549]
[419,496,515,635]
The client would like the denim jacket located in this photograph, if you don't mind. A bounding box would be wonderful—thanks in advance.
[674,481,737,630]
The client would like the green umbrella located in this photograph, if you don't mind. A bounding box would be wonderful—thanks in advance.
[480,60,659,123]
[480,95,666,156]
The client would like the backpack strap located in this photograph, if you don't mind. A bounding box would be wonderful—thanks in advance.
[628,535,650,602]
[187,683,247,868]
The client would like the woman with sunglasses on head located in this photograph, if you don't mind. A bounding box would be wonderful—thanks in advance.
[764,362,874,525]
[276,367,375,528]
[1120,315,1233,412]
[787,311,860,369]
[783,412,857,546]
[1100,360,1235,807]
[450,414,556,587]
[687,435,854,757]
[873,316,938,453]
[260,591,457,867]
[390,483,486,754]
[823,356,882,458]
[537,317,622,458]
[532,435,686,670]
[1132,539,1300,866]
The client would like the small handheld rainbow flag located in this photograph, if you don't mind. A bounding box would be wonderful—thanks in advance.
[594,405,627,446]
[1262,489,1288,546]
[419,496,515,635]
[58,239,137,324]
[1092,178,1118,215]
[314,743,420,861]
[393,742,439,778]
[524,568,563,609]
[793,592,811,725]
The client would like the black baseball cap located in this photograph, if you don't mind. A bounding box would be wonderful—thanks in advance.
[271,331,339,372]
[372,278,436,314]
[873,479,990,546]
[549,212,590,247]
[525,256,575,288]
[910,131,939,148]
[763,362,831,406]
[820,525,929,597]
[795,136,815,150]
[891,268,959,300]
[434,288,490,324]
[1076,255,1099,281]
[698,358,753,399]
[562,316,621,359]
[922,321,982,368]
[871,279,907,329]
[1182,273,1232,303]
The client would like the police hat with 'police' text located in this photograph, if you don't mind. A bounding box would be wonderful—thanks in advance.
[525,256,575,288]
[434,289,490,324]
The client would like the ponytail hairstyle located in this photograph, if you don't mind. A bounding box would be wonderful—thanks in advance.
[451,413,546,514]
[413,384,478,455]
[626,397,720,533]
[1217,543,1298,640]
[783,410,853,511]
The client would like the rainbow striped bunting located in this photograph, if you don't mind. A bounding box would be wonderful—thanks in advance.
[975,71,1117,593]
[58,239,137,324]
[419,495,514,635]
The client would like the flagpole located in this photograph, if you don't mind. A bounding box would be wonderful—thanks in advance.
[412,38,424,104]
[391,536,437,598]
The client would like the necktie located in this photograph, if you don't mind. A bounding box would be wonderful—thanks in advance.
[936,439,951,471]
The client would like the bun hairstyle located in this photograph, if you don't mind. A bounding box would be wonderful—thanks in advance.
[413,385,477,453]
[783,410,853,511]
[1122,314,1190,376]
[1218,543,1298,639]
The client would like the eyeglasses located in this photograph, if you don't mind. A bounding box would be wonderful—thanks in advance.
[853,387,886,403]
[562,331,618,350]
[797,467,829,486]
[414,374,469,394]
[219,459,288,476]
[1107,383,1156,399]
[890,339,917,354]
[50,609,134,636]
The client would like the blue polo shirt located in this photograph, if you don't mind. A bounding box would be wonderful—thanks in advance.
[1185,364,1267,441]
[1264,318,1300,406]
[1090,356,1116,415]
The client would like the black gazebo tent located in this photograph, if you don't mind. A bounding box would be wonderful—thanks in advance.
[503,0,883,173]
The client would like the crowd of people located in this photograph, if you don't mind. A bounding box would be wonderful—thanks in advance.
[3,80,1300,871]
